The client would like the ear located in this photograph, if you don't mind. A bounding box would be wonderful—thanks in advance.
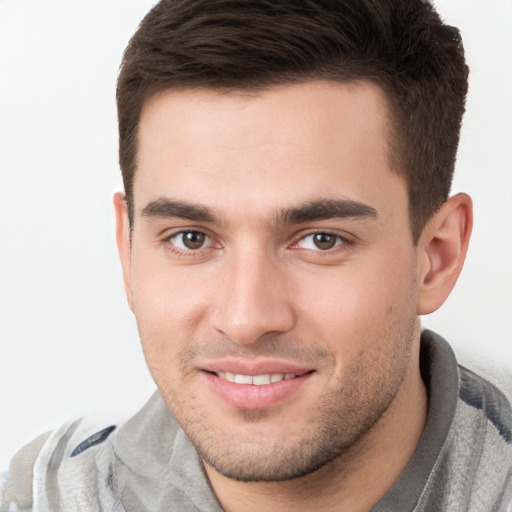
[417,193,473,315]
[113,192,134,311]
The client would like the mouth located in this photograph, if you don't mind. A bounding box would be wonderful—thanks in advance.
[214,371,303,385]
[203,368,314,409]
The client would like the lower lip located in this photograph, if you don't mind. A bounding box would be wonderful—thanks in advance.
[203,371,313,409]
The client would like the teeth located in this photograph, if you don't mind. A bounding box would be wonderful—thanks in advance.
[235,374,253,385]
[216,372,297,385]
[252,374,271,385]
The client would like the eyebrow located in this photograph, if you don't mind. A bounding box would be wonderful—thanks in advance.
[141,198,219,223]
[140,197,378,226]
[273,199,378,226]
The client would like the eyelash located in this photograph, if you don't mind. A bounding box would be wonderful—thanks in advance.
[165,230,217,256]
[163,229,353,257]
[293,231,351,252]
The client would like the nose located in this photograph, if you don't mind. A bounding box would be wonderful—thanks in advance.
[210,247,296,345]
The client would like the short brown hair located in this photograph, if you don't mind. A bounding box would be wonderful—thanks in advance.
[117,0,468,242]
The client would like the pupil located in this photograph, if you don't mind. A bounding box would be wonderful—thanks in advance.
[314,233,336,250]
[183,231,205,249]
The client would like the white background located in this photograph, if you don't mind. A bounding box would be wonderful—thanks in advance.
[0,0,511,468]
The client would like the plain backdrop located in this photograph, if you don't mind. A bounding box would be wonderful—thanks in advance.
[0,0,511,468]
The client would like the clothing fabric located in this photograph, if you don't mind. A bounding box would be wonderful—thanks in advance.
[2,331,512,511]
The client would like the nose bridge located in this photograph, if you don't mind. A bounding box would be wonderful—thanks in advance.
[211,242,295,344]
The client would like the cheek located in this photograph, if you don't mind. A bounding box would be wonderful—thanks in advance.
[131,252,213,322]
[129,259,213,372]
[292,250,418,352]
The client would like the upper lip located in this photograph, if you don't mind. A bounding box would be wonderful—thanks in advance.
[199,359,313,376]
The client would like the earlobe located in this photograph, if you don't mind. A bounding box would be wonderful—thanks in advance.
[113,192,134,311]
[417,193,473,315]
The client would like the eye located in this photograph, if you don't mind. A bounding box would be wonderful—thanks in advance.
[169,230,212,251]
[297,232,344,251]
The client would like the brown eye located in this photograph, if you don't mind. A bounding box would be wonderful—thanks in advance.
[312,233,337,250]
[171,231,209,250]
[297,232,343,251]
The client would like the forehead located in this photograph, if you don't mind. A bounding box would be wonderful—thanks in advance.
[134,80,406,223]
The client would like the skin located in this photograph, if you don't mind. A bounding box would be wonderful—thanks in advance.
[114,81,472,511]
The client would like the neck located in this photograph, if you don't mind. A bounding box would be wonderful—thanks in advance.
[205,355,428,512]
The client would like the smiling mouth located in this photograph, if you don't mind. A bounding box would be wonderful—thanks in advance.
[214,371,307,385]
[204,369,314,408]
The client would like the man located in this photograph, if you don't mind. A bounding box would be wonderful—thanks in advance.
[1,0,511,511]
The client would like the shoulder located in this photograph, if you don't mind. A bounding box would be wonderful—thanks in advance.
[1,419,122,512]
[442,364,512,510]
[1,392,184,512]
[411,331,512,511]
[458,364,512,444]
[1,432,50,512]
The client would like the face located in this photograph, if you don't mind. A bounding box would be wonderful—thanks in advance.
[118,81,423,482]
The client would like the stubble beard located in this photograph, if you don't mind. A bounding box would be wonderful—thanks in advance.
[163,310,418,483]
